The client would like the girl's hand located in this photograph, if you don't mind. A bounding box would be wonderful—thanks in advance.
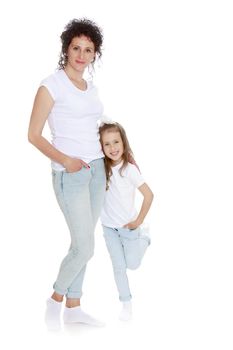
[123,220,142,230]
[63,157,90,173]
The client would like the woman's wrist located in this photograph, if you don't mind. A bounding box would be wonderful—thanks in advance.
[62,155,71,169]
[135,217,143,226]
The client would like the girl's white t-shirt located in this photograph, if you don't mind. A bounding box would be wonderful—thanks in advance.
[40,69,104,170]
[101,162,145,228]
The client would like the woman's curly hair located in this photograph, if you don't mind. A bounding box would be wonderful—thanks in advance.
[58,18,103,69]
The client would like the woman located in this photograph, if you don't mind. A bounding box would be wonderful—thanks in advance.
[28,18,106,329]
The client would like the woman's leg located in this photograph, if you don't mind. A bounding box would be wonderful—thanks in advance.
[66,158,106,299]
[52,168,95,297]
[103,226,132,302]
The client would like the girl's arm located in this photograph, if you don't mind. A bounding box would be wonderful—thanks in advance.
[123,183,154,230]
[28,86,89,172]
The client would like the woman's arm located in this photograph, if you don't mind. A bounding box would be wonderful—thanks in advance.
[28,86,89,172]
[123,183,154,230]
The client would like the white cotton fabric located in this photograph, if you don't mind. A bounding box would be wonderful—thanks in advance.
[40,69,104,170]
[101,162,145,228]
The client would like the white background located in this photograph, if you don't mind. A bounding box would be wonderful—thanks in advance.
[0,0,232,349]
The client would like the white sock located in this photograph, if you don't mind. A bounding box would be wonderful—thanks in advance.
[63,306,105,327]
[119,301,132,321]
[45,297,62,331]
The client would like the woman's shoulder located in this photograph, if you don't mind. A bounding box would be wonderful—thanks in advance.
[41,69,63,84]
[40,70,63,100]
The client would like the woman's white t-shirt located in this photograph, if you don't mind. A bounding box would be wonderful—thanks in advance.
[101,162,145,228]
[40,69,104,170]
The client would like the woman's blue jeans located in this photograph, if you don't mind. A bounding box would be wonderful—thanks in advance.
[52,158,106,298]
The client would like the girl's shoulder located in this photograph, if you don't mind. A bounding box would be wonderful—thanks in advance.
[122,163,144,183]
[124,162,141,175]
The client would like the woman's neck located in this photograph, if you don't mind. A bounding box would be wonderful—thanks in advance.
[64,64,87,90]
[64,65,84,82]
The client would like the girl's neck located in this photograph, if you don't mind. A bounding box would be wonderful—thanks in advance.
[111,158,123,167]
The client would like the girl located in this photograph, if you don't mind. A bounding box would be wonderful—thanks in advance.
[99,122,154,321]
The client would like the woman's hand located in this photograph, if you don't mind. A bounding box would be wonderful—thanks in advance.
[123,219,142,230]
[63,157,90,173]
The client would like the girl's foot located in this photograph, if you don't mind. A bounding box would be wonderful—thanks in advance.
[119,301,132,321]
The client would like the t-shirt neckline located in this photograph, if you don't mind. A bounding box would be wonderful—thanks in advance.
[112,161,124,170]
[60,69,89,93]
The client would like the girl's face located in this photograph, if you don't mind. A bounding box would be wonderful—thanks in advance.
[101,131,124,165]
[66,35,95,73]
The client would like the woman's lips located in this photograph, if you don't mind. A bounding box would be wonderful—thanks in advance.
[76,60,85,64]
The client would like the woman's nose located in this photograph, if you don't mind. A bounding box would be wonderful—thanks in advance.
[77,49,84,59]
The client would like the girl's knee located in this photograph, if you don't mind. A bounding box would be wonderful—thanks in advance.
[126,259,141,270]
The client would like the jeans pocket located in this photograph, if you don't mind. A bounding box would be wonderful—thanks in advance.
[121,228,140,240]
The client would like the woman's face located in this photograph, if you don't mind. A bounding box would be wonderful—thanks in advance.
[66,35,95,73]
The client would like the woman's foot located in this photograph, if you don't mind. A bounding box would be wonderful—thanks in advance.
[45,297,62,331]
[63,306,105,327]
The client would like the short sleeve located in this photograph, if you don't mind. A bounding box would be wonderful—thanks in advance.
[40,74,58,101]
[126,164,145,188]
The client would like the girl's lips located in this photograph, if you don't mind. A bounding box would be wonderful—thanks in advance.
[110,152,119,156]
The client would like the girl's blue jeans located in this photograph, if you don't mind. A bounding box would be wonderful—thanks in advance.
[102,225,150,301]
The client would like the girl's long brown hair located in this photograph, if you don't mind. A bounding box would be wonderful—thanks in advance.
[99,122,134,189]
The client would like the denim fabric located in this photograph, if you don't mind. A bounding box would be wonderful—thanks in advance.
[103,226,150,301]
[52,158,106,297]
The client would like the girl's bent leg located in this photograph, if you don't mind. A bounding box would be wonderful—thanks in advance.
[119,228,150,270]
